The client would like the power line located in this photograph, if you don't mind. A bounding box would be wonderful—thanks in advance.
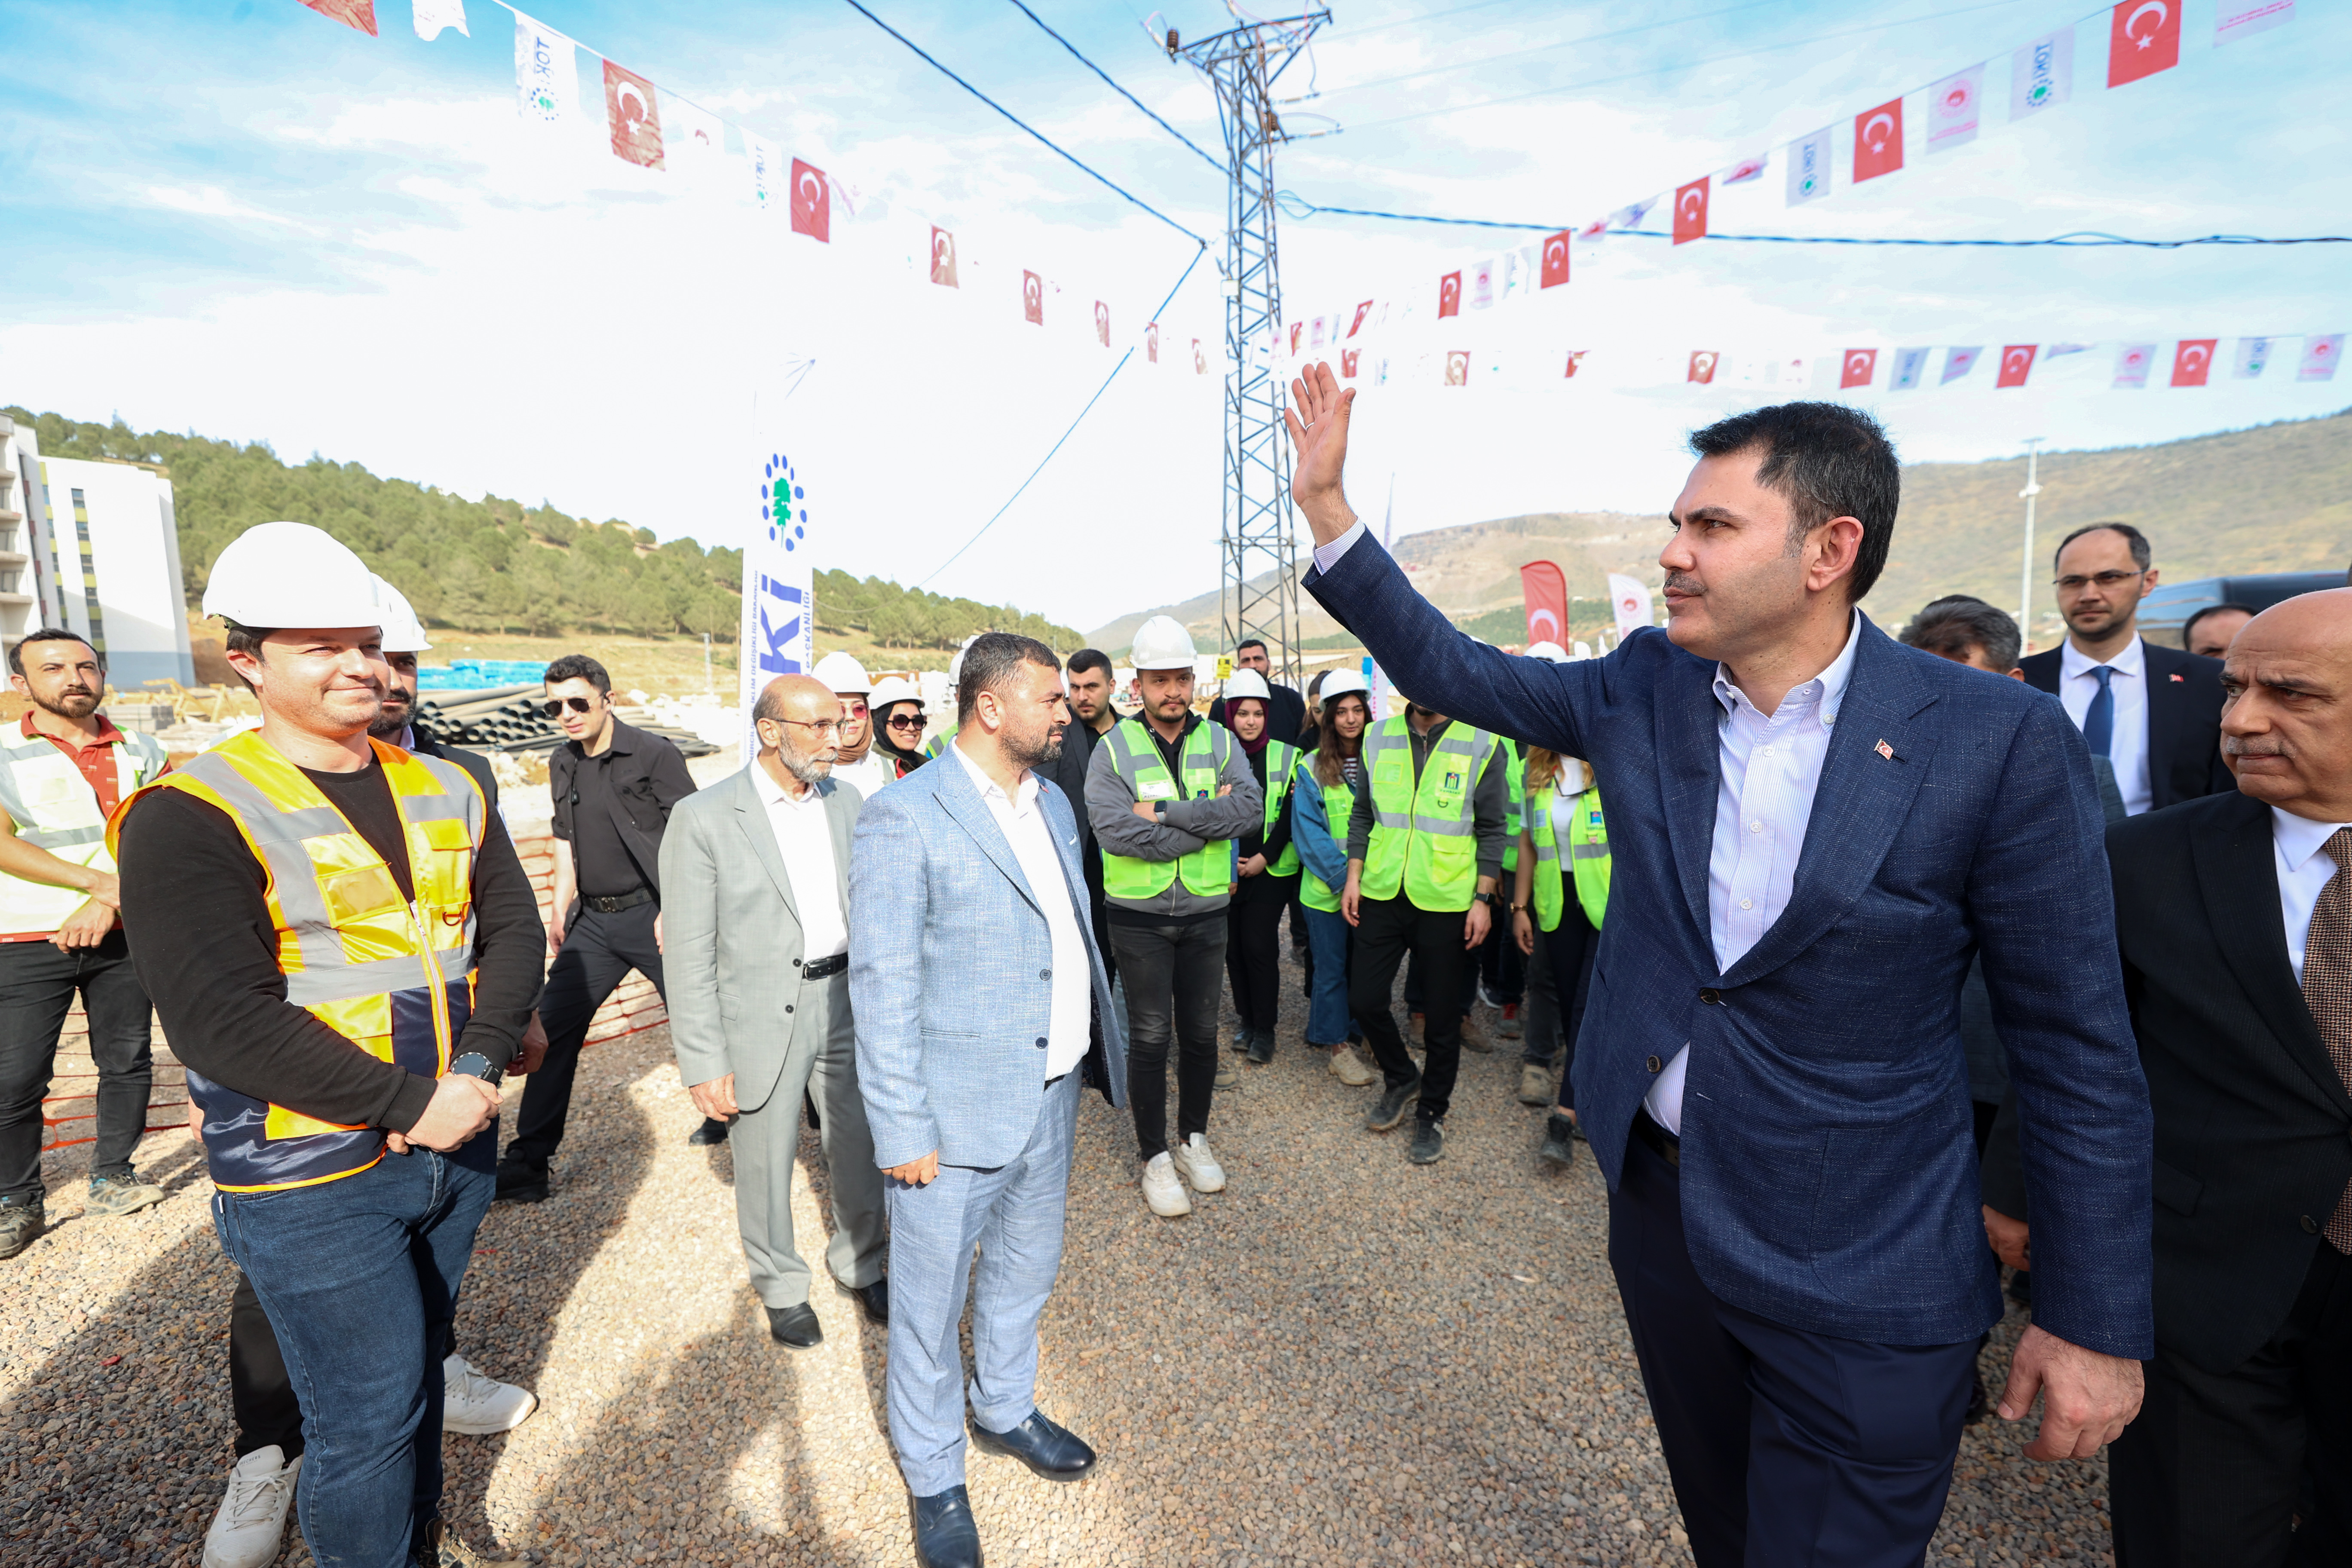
[1000,0,1226,172]
[836,0,1208,246]
[918,248,1210,588]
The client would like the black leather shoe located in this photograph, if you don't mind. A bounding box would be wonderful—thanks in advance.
[910,1485,983,1568]
[1245,1032,1275,1066]
[493,1160,547,1204]
[766,1302,822,1349]
[1364,1077,1421,1132]
[1408,1118,1446,1164]
[1538,1112,1578,1169]
[970,1409,1097,1482]
[687,1117,730,1147]
[851,1277,889,1326]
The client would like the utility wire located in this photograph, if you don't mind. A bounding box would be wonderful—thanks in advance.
[918,248,1210,588]
[1001,0,1227,172]
[837,0,1208,246]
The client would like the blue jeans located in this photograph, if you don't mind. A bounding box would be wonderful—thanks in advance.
[1301,905,1360,1047]
[213,1143,496,1567]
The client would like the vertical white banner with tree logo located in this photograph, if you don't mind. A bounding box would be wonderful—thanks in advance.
[740,432,814,757]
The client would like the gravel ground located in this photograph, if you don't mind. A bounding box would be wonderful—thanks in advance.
[3,943,2116,1567]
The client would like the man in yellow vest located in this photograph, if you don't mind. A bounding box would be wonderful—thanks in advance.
[1341,696,1510,1165]
[1085,616,1262,1219]
[0,630,172,1261]
[113,521,546,1568]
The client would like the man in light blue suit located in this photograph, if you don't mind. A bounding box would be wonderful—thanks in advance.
[849,632,1127,1568]
[1284,366,2153,1568]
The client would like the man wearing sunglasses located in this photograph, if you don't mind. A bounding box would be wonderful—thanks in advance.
[497,655,700,1200]
[2019,523,2233,816]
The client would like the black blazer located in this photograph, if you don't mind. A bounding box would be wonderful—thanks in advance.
[410,731,498,811]
[1989,789,2352,1374]
[548,720,698,897]
[2018,637,2233,811]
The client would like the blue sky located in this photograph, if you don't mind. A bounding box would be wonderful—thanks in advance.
[1,0,2344,631]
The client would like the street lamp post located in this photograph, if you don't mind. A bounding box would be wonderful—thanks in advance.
[2015,438,2045,653]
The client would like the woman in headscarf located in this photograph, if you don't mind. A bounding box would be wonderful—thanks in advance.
[867,676,930,779]
[1217,670,1301,1066]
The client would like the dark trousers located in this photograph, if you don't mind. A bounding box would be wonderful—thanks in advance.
[232,1269,461,1461]
[1477,906,1525,1005]
[1223,877,1295,1035]
[1109,917,1225,1162]
[2109,1241,2350,1568]
[506,900,665,1171]
[1609,1121,1978,1568]
[0,932,153,1199]
[1543,913,1597,1107]
[1351,894,1474,1123]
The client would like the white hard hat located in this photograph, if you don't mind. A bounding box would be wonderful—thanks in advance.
[371,575,432,654]
[869,675,924,712]
[1222,669,1272,702]
[1320,669,1369,699]
[812,651,872,694]
[204,522,383,629]
[1524,640,1570,664]
[948,633,983,685]
[1130,616,1198,671]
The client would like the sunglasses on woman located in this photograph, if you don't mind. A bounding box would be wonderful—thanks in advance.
[885,714,924,732]
[541,696,600,717]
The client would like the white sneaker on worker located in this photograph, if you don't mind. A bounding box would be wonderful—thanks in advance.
[1170,1133,1227,1194]
[202,1446,299,1568]
[1141,1152,1192,1217]
[1328,1045,1378,1086]
[442,1355,538,1434]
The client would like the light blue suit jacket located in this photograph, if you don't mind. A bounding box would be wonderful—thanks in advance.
[848,743,1127,1170]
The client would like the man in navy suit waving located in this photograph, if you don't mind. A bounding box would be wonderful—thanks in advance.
[1286,368,2151,1567]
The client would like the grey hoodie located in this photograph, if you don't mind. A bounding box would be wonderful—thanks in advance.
[1084,712,1264,922]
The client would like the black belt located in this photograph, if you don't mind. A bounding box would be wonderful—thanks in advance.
[798,952,848,979]
[580,888,655,914]
[1044,1071,1070,1090]
[1633,1109,1681,1168]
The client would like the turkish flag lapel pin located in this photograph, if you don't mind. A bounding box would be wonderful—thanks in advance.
[1874,740,1895,761]
[2170,672,2185,683]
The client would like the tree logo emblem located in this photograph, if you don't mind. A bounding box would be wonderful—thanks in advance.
[761,453,806,552]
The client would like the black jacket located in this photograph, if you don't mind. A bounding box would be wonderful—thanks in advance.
[410,730,498,810]
[2018,637,2233,812]
[1210,683,1306,753]
[1985,789,2352,1374]
[548,719,698,897]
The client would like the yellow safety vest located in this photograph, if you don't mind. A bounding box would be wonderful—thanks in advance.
[108,731,487,1193]
[1500,745,1526,875]
[1530,778,1611,933]
[1298,760,1354,913]
[1360,715,1497,913]
[0,724,170,933]
[1099,717,1235,900]
[1258,740,1300,879]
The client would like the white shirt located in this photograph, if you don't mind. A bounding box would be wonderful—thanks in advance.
[751,760,849,961]
[951,739,1092,1080]
[2058,636,2152,817]
[1643,612,1862,1134]
[2272,808,2352,986]
[828,750,897,802]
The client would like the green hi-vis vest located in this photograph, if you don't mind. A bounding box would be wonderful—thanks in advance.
[1259,740,1300,878]
[0,724,171,933]
[1360,715,1498,913]
[1530,779,1611,933]
[1299,760,1352,913]
[1501,744,1526,874]
[1100,717,1236,900]
[922,725,958,760]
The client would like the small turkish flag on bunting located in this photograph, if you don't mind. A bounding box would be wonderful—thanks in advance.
[1672,178,1709,245]
[1853,98,1905,182]
[790,159,829,241]
[1996,344,2038,388]
[2171,338,2217,386]
[929,227,958,287]
[1289,322,1303,354]
[604,61,664,169]
[1022,271,1043,326]
[1341,349,1360,379]
[1564,350,1588,378]
[1688,351,1719,385]
[1840,349,1877,389]
[1095,303,1110,347]
[1146,323,1159,363]
[1193,339,1206,374]
[2108,0,2181,87]
[1349,300,1374,337]
[1540,231,1572,288]
[1444,352,1469,387]
[300,0,379,33]
[1438,271,1462,318]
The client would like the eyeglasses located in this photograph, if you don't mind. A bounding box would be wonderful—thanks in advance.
[884,714,925,731]
[2052,570,2145,593]
[765,717,843,739]
[541,696,599,717]
[841,701,870,720]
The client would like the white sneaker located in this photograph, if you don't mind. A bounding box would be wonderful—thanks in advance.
[1170,1133,1226,1193]
[442,1354,538,1435]
[202,1446,298,1568]
[1141,1153,1192,1217]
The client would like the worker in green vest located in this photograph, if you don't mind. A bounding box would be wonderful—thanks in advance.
[1084,616,1261,1220]
[1216,669,1300,1068]
[1291,670,1375,1086]
[1511,742,1611,1170]
[1339,696,1510,1166]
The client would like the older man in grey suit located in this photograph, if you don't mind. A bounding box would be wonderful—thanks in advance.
[850,632,1128,1568]
[662,674,888,1349]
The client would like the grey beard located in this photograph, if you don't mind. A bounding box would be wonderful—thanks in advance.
[781,750,834,787]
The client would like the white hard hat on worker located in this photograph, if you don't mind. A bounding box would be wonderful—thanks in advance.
[812,651,872,695]
[1319,669,1370,700]
[371,575,432,655]
[1129,616,1198,671]
[205,522,386,631]
[1222,669,1271,703]
[205,521,391,739]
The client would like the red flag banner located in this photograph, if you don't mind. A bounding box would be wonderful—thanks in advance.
[790,158,829,241]
[1289,322,1303,354]
[929,227,958,287]
[300,0,380,33]
[2170,338,2217,386]
[1540,231,1572,288]
[1192,339,1206,374]
[1341,349,1360,379]
[1564,350,1588,378]
[1444,351,1470,386]
[1094,302,1110,348]
[1022,270,1043,326]
[1146,323,1159,363]
[1521,562,1569,647]
[1996,344,2038,387]
[1853,98,1905,183]
[604,61,663,169]
[2109,0,2182,86]
[1672,178,1709,245]
[1438,271,1462,318]
[1840,348,1878,389]
[1349,300,1374,337]
[1688,351,1719,385]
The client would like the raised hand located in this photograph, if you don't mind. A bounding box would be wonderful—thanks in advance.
[1284,361,1360,545]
